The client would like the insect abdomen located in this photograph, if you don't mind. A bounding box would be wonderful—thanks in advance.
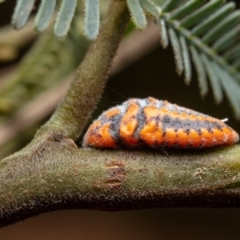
[83,97,239,149]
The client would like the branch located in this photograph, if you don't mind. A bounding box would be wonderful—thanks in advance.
[0,23,160,157]
[1,133,240,227]
[37,0,130,139]
[1,0,240,229]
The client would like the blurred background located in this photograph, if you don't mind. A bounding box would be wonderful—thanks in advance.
[0,1,240,239]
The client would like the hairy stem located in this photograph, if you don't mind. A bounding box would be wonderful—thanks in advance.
[37,0,130,139]
[1,0,240,229]
[1,134,240,227]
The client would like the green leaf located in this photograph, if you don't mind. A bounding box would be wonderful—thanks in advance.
[201,54,223,104]
[162,0,183,12]
[180,36,191,84]
[84,0,100,40]
[54,0,77,37]
[170,0,203,20]
[224,44,240,62]
[168,28,183,75]
[139,0,159,18]
[189,45,208,97]
[202,9,240,44]
[217,66,240,119]
[35,0,57,32]
[213,24,240,53]
[126,0,147,29]
[12,0,35,29]
[181,0,225,28]
[157,18,168,48]
[192,3,235,36]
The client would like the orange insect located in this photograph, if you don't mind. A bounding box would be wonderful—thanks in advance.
[83,97,239,149]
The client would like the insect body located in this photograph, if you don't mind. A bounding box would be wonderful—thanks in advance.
[83,97,239,149]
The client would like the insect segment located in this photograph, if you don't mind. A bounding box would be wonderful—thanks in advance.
[83,97,239,149]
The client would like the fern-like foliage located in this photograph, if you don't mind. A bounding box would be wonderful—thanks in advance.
[9,0,100,39]
[154,0,240,118]
[1,0,240,118]
[127,0,240,118]
[6,0,158,37]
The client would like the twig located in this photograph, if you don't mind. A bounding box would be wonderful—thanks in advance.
[0,23,159,150]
